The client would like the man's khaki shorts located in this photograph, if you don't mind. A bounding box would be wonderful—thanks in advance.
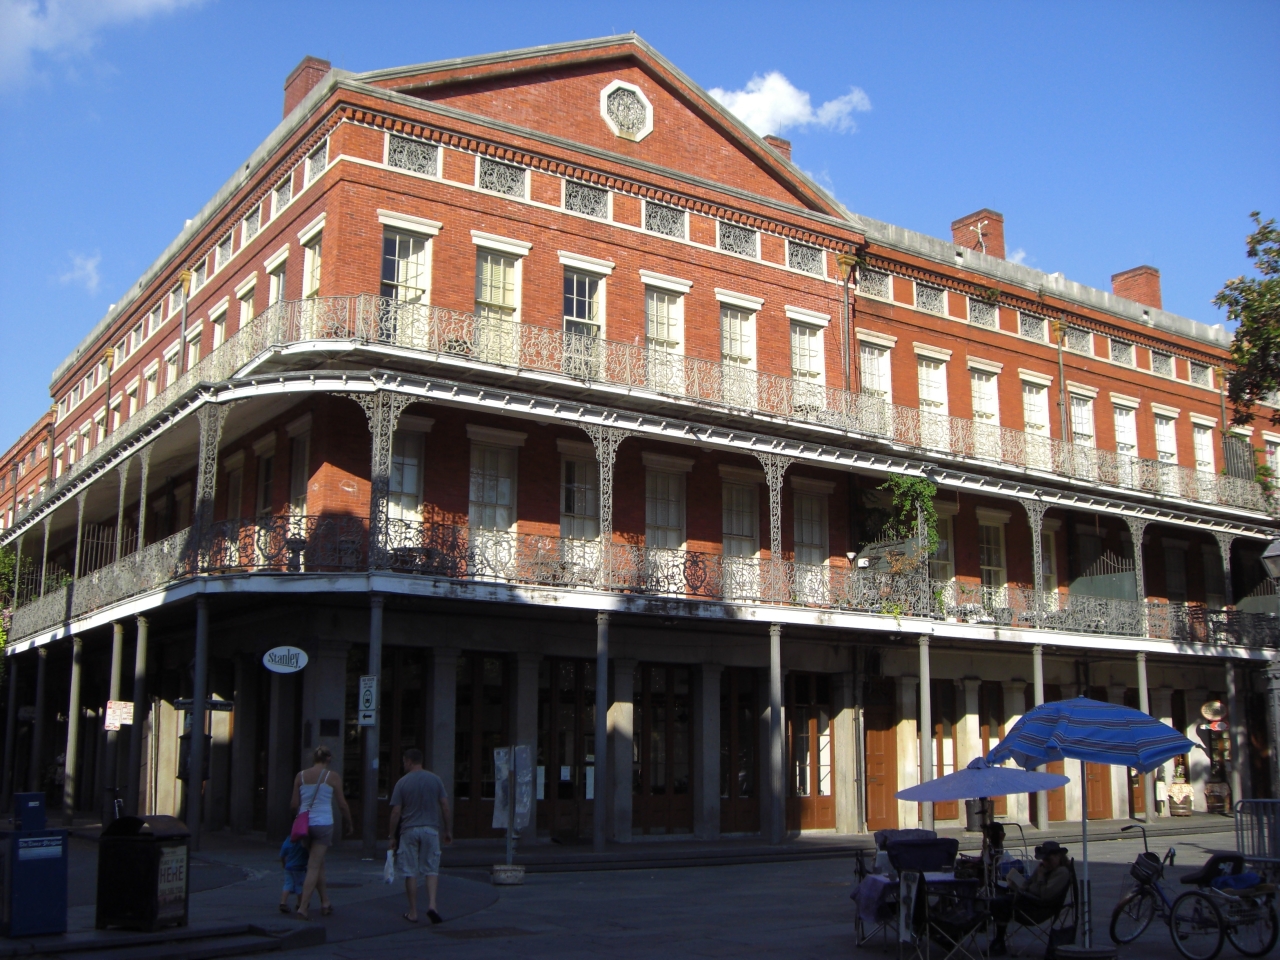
[396,826,441,879]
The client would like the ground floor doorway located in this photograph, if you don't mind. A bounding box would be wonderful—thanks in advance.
[864,678,897,832]
[453,653,510,839]
[537,658,596,839]
[720,667,759,835]
[633,663,693,835]
[787,672,834,831]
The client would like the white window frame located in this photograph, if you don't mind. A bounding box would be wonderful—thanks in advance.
[1192,419,1216,473]
[644,468,687,550]
[968,359,1002,426]
[975,508,1010,595]
[721,479,760,559]
[1069,391,1097,448]
[1153,409,1179,464]
[210,301,229,349]
[559,441,601,543]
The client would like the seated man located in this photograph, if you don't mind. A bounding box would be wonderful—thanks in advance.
[989,841,1071,957]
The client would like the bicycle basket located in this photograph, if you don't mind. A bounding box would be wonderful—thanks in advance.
[1131,851,1163,883]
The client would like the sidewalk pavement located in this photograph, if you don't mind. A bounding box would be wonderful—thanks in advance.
[3,812,1239,957]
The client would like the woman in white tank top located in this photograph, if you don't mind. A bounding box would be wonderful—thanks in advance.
[290,745,353,920]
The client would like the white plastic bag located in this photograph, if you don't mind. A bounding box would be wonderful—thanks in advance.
[383,849,396,884]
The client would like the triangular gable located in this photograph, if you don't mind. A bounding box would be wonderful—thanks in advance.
[358,36,842,216]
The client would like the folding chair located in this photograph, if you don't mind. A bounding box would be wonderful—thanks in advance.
[888,839,965,960]
[1003,857,1078,957]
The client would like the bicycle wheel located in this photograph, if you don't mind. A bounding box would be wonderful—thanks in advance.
[1111,887,1158,943]
[1170,890,1225,960]
[1224,896,1279,957]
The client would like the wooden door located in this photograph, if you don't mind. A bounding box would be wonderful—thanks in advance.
[453,654,510,839]
[1027,684,1068,822]
[864,678,897,832]
[536,658,596,839]
[633,664,693,835]
[1123,688,1146,816]
[979,681,1007,816]
[787,673,836,831]
[928,680,959,822]
[720,668,759,834]
[1085,762,1112,819]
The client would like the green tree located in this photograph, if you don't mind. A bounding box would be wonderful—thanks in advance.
[1215,212,1280,427]
[877,476,939,554]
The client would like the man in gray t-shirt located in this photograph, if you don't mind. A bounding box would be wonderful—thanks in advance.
[389,749,452,923]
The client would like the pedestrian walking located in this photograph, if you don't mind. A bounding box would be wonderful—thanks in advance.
[279,835,309,913]
[388,748,451,924]
[290,745,353,920]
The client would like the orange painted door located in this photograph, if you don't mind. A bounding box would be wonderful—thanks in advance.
[864,680,897,832]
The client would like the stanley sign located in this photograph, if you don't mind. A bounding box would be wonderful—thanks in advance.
[262,646,309,674]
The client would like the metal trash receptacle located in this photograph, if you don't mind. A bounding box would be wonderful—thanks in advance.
[0,793,68,937]
[95,815,190,931]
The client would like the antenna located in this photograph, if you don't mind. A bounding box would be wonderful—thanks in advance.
[969,220,988,255]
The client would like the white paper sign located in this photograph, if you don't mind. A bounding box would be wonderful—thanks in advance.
[104,700,134,731]
[357,675,378,726]
[263,646,309,674]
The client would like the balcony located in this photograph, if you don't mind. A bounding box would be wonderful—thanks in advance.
[23,296,1275,529]
[9,515,1277,649]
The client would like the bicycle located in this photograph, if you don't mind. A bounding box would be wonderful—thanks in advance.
[1109,824,1225,960]
[1180,851,1278,958]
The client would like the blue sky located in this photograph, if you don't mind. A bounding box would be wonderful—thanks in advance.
[0,0,1276,446]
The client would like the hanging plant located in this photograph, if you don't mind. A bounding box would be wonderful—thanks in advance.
[877,476,939,555]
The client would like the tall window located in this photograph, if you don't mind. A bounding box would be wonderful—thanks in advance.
[645,471,685,549]
[917,358,948,416]
[256,452,274,518]
[389,431,424,522]
[563,271,601,339]
[238,287,255,326]
[1070,395,1095,447]
[289,433,310,517]
[721,483,758,557]
[475,251,517,322]
[646,289,683,394]
[1193,424,1215,472]
[646,290,681,353]
[1154,415,1178,463]
[469,445,516,531]
[1114,405,1138,456]
[212,313,227,349]
[722,306,755,406]
[164,349,179,389]
[560,458,599,540]
[302,236,322,298]
[225,466,243,521]
[930,516,954,581]
[381,232,429,302]
[268,262,287,305]
[793,493,828,566]
[144,366,158,403]
[978,523,1006,594]
[1022,382,1050,436]
[860,343,891,402]
[185,330,201,370]
[971,370,999,424]
[791,323,823,384]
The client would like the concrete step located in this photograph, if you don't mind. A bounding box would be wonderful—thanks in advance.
[0,922,324,959]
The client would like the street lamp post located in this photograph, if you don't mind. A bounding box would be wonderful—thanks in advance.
[835,252,858,396]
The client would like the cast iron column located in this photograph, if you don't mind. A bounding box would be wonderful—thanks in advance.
[103,622,124,823]
[1033,644,1047,831]
[1,657,18,811]
[125,615,149,816]
[362,594,385,856]
[768,622,784,844]
[1137,652,1157,821]
[919,636,933,831]
[28,648,47,793]
[594,611,609,853]
[188,597,210,849]
[62,637,83,826]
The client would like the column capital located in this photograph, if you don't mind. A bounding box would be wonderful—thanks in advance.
[369,593,385,609]
[1003,679,1028,694]
[597,610,609,626]
[962,677,982,694]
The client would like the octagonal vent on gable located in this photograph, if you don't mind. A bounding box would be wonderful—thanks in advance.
[600,79,653,142]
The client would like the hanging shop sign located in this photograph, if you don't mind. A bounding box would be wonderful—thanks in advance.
[104,700,134,731]
[263,646,309,674]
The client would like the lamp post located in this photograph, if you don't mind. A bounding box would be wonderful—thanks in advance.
[835,252,858,395]
[102,348,115,437]
[178,269,193,375]
[1262,539,1280,580]
[1050,319,1070,445]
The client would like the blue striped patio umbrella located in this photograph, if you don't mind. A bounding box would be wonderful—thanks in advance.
[987,696,1195,947]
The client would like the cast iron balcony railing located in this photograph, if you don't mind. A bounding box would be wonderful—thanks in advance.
[27,296,1276,527]
[9,515,1276,650]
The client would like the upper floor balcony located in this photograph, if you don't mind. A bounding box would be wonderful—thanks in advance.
[20,295,1278,533]
[8,513,1278,651]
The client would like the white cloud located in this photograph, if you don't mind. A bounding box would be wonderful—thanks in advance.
[59,252,101,294]
[0,0,201,87]
[709,71,871,137]
[1008,248,1029,265]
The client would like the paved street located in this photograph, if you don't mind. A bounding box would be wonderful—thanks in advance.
[123,826,1241,959]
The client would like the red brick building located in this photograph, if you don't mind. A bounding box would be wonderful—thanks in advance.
[2,36,1278,848]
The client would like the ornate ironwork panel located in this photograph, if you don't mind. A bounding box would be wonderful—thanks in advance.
[563,180,608,219]
[753,452,794,563]
[1018,312,1047,341]
[478,157,525,197]
[1065,326,1091,354]
[1110,339,1135,365]
[605,87,647,135]
[718,222,758,258]
[968,299,997,328]
[387,135,439,176]
[787,242,824,275]
[858,268,891,300]
[915,283,945,315]
[306,139,328,184]
[644,202,684,238]
[345,390,414,569]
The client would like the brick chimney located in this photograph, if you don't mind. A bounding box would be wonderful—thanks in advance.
[951,209,1005,259]
[284,56,331,118]
[1111,266,1162,310]
[763,135,792,161]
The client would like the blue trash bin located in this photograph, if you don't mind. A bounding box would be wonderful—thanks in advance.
[0,793,68,937]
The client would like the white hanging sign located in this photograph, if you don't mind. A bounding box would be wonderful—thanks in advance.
[262,646,309,674]
[105,700,134,731]
[357,675,378,726]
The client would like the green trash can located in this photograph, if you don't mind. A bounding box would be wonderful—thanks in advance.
[95,815,190,931]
